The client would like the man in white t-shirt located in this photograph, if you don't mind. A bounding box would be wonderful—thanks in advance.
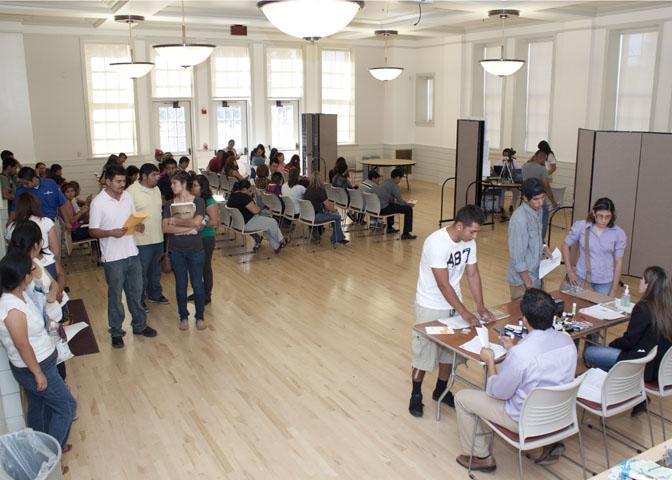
[410,205,496,417]
[89,164,157,349]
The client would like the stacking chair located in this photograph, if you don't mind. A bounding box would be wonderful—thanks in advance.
[262,192,283,222]
[577,346,657,467]
[282,198,299,241]
[58,218,99,266]
[205,171,220,193]
[225,206,266,262]
[297,199,336,249]
[361,192,400,240]
[550,186,569,229]
[346,188,368,234]
[227,176,239,191]
[469,376,587,480]
[325,184,337,204]
[645,346,672,440]
[220,175,232,197]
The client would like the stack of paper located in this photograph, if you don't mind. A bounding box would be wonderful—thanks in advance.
[539,248,562,279]
[602,300,635,315]
[577,368,608,404]
[425,326,454,335]
[579,304,623,321]
[459,327,507,359]
[63,322,89,343]
[438,316,470,329]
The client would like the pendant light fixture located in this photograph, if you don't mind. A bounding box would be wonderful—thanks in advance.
[479,9,525,77]
[109,15,154,79]
[368,30,403,81]
[257,0,364,41]
[153,0,215,68]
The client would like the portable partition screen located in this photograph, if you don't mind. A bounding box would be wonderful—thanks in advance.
[453,119,485,217]
[573,129,672,276]
[301,113,337,181]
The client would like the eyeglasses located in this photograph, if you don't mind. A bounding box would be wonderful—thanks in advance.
[595,213,612,221]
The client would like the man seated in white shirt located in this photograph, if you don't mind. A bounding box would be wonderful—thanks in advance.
[454,289,577,473]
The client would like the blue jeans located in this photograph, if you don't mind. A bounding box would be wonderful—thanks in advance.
[10,350,76,448]
[583,345,621,371]
[102,255,147,337]
[202,237,215,302]
[315,212,344,242]
[579,280,612,296]
[138,243,164,301]
[170,249,205,321]
[542,201,550,241]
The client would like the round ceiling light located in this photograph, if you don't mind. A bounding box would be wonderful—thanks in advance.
[479,9,526,77]
[368,30,404,81]
[258,0,364,41]
[108,15,154,79]
[153,1,215,67]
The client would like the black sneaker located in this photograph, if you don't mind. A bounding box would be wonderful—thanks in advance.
[111,336,124,349]
[187,294,194,302]
[631,400,648,416]
[205,298,211,306]
[409,393,424,417]
[401,233,418,240]
[337,239,350,245]
[147,295,169,305]
[133,326,158,338]
[387,227,399,234]
[432,389,455,408]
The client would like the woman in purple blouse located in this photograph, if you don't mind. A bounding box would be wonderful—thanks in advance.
[561,197,626,297]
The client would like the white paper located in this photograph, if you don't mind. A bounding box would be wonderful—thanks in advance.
[438,316,470,329]
[59,291,69,307]
[539,248,562,279]
[476,327,489,348]
[63,322,89,343]
[213,194,226,203]
[577,368,607,404]
[602,300,635,315]
[425,326,454,335]
[579,304,623,321]
[459,337,507,359]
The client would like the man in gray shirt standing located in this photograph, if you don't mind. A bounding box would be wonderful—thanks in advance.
[522,152,556,240]
[375,168,416,240]
[507,178,551,300]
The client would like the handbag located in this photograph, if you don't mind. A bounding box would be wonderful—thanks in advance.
[160,252,172,274]
[561,224,591,290]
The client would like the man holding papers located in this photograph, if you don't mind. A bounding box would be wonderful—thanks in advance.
[89,164,157,349]
[409,205,495,418]
[454,289,577,472]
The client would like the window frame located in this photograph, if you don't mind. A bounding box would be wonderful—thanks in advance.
[415,73,435,126]
[523,38,555,153]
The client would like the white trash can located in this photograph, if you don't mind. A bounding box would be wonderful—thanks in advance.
[0,429,61,479]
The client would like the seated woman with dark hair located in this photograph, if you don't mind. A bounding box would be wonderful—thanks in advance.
[304,172,348,245]
[227,180,286,253]
[254,164,270,191]
[125,165,140,189]
[267,172,284,196]
[224,155,246,181]
[281,167,305,214]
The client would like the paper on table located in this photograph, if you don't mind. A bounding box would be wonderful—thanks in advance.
[476,327,489,348]
[438,316,470,329]
[577,368,607,404]
[539,248,562,279]
[459,337,507,359]
[579,304,623,321]
[123,212,148,235]
[425,326,454,335]
[602,300,635,315]
[63,322,89,343]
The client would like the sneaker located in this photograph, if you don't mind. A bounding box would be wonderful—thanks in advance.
[187,294,194,302]
[409,393,424,417]
[111,336,124,349]
[386,227,399,234]
[147,296,170,305]
[205,298,212,306]
[133,326,157,337]
[337,239,350,245]
[432,389,455,408]
[401,233,418,240]
[274,239,288,254]
[456,454,497,473]
[631,400,648,416]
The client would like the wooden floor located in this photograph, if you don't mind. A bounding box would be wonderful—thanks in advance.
[62,181,663,479]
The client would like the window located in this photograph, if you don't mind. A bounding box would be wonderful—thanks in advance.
[152,53,192,98]
[615,31,658,131]
[211,46,251,98]
[416,74,434,125]
[154,102,191,154]
[483,46,503,149]
[321,49,355,144]
[215,101,247,150]
[266,47,303,98]
[84,43,137,156]
[525,40,554,152]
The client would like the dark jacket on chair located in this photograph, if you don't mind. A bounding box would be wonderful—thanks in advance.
[609,302,672,382]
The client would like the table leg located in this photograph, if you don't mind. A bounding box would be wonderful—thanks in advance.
[436,351,458,421]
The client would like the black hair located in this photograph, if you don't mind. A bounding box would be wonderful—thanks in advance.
[2,157,17,170]
[195,175,213,201]
[269,157,280,166]
[390,167,404,179]
[8,220,44,256]
[521,177,545,200]
[367,170,380,180]
[0,150,14,162]
[171,170,190,186]
[35,162,45,169]
[139,163,159,180]
[50,163,62,173]
[104,164,126,181]
[0,250,32,296]
[455,205,485,227]
[125,165,140,187]
[520,288,556,330]
[537,141,554,156]
[162,157,178,167]
[18,166,36,181]
[270,172,284,184]
[179,156,190,166]
[587,197,616,228]
[232,179,251,192]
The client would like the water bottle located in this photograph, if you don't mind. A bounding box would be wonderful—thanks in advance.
[621,285,630,308]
